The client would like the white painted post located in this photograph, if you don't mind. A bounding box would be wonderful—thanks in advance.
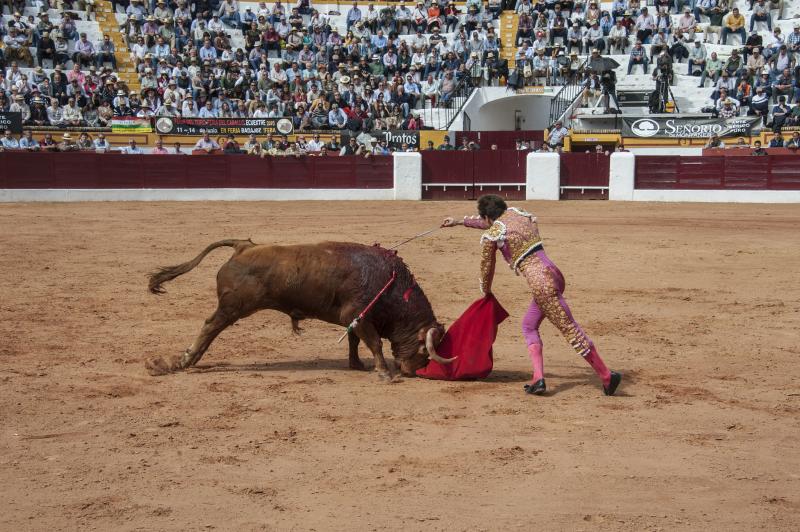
[609,152,635,201]
[526,152,560,201]
[393,152,422,200]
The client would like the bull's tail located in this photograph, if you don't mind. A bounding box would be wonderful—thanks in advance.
[148,238,255,294]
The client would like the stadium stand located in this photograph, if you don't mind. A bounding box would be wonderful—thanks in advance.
[1,0,800,154]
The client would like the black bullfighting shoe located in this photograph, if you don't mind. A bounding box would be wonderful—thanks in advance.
[524,379,546,395]
[603,371,622,396]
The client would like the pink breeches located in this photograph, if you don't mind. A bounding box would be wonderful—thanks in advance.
[519,250,594,357]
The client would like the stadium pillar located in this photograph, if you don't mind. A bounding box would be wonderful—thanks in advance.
[394,152,422,200]
[526,153,560,201]
[609,152,636,201]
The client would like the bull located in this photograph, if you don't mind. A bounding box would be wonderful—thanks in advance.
[145,239,454,380]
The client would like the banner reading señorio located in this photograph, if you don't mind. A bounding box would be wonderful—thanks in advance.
[622,116,760,139]
[153,116,294,136]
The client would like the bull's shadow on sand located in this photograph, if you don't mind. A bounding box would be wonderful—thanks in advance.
[188,358,633,395]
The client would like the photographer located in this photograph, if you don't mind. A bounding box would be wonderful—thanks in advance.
[652,50,674,86]
[650,54,673,113]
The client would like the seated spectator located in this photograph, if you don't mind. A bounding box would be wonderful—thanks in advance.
[750,0,772,32]
[41,133,58,152]
[702,2,727,44]
[771,69,794,103]
[62,98,84,127]
[58,133,80,152]
[704,133,725,149]
[10,94,31,124]
[194,132,220,153]
[748,86,771,124]
[152,139,170,154]
[1,130,19,150]
[3,28,33,66]
[721,8,746,46]
[223,134,241,154]
[771,96,790,131]
[718,98,738,118]
[96,35,118,70]
[73,33,96,68]
[123,139,144,154]
[94,133,111,152]
[19,131,40,151]
[77,133,94,150]
[768,133,784,147]
[785,132,800,149]
[688,41,707,77]
[627,41,649,74]
[751,140,767,155]
[608,20,629,54]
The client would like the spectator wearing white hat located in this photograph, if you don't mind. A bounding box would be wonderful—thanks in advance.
[10,94,31,123]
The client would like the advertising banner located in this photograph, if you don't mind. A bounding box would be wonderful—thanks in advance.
[153,116,294,136]
[622,116,760,139]
[112,117,152,133]
[341,130,420,151]
[0,112,23,134]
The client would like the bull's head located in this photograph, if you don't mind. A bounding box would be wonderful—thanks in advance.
[398,323,455,376]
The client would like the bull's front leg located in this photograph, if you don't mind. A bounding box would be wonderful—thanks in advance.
[353,320,398,382]
[347,330,368,371]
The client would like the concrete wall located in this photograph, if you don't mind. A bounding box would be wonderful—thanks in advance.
[526,152,560,201]
[0,188,396,202]
[4,151,800,203]
[452,88,554,132]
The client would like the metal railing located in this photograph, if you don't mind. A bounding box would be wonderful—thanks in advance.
[440,76,477,130]
[547,63,587,128]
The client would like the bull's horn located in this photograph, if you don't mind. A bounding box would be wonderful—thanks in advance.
[426,328,456,364]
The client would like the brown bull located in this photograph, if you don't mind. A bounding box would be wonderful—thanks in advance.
[146,239,453,380]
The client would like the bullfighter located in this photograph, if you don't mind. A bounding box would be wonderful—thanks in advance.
[442,195,621,396]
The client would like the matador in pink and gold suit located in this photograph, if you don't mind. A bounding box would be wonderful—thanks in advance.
[448,198,621,396]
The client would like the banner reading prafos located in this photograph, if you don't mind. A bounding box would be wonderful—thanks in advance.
[341,130,420,151]
[153,116,293,136]
[622,116,760,139]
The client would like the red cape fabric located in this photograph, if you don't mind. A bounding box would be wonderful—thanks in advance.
[416,294,509,380]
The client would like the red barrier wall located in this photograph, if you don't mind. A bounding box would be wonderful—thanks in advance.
[455,131,544,150]
[0,152,394,189]
[421,150,527,200]
[635,156,800,190]
[559,153,610,200]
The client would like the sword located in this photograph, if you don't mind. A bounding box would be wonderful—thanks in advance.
[387,226,441,250]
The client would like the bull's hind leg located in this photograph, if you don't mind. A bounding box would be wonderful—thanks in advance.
[181,307,239,368]
[353,320,397,382]
[145,306,239,376]
[347,330,368,371]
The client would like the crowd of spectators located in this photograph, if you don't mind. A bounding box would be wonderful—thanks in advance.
[0,0,518,134]
[703,130,800,150]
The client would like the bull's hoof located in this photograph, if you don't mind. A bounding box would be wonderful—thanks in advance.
[376,371,395,383]
[349,359,368,371]
[145,354,183,376]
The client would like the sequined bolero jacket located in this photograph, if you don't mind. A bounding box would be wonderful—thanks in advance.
[463,207,543,295]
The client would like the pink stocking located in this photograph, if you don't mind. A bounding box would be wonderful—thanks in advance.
[584,346,611,386]
[528,343,544,382]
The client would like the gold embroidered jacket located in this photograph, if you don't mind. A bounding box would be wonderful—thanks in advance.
[464,207,543,294]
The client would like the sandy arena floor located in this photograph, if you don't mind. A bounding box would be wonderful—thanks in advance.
[1,200,799,531]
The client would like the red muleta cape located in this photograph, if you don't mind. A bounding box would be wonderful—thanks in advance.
[416,294,509,380]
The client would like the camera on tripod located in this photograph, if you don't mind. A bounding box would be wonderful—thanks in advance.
[600,70,616,92]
